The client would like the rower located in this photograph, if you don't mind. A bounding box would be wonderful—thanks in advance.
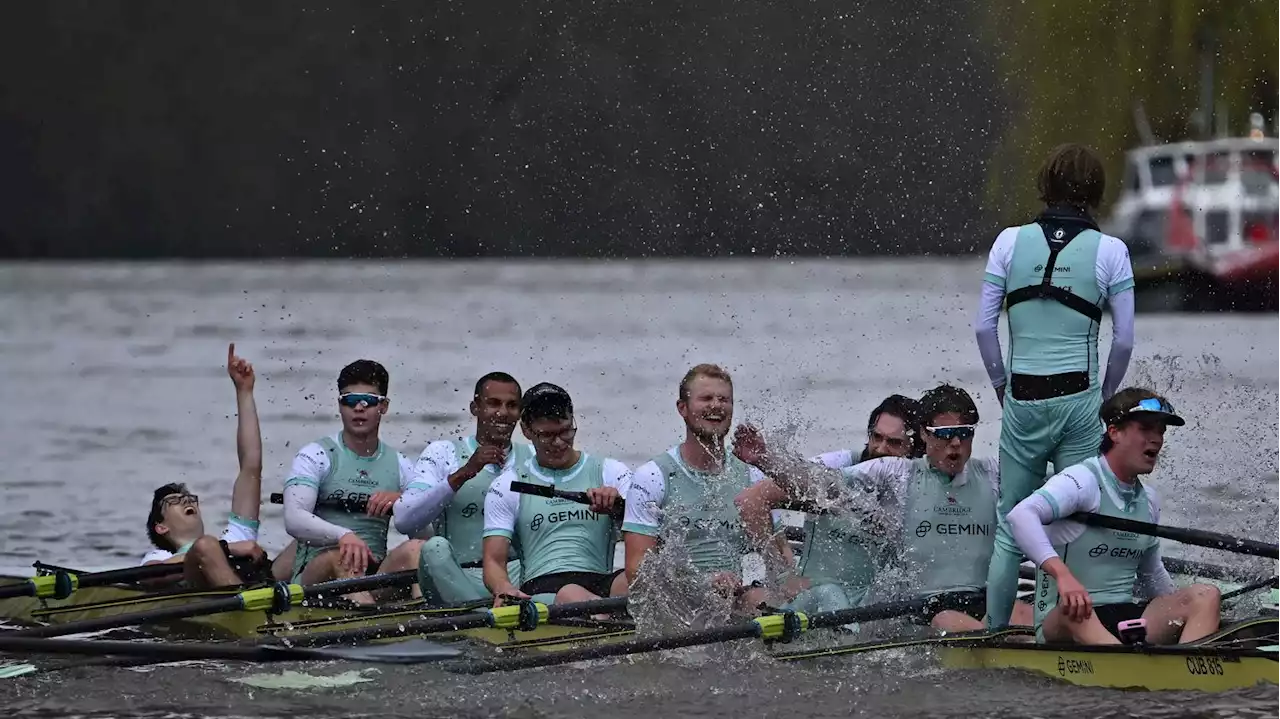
[482,383,631,606]
[393,372,534,605]
[282,359,423,602]
[1006,389,1221,645]
[734,393,925,615]
[622,364,778,611]
[735,385,1033,631]
[143,344,293,587]
[973,143,1137,628]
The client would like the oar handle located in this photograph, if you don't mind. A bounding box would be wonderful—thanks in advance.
[268,492,387,515]
[1075,512,1279,560]
[509,481,625,519]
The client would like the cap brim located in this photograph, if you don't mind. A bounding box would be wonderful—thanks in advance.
[1128,409,1185,427]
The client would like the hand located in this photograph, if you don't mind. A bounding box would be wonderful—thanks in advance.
[337,532,375,575]
[492,584,531,608]
[463,444,508,477]
[227,343,255,392]
[732,424,768,466]
[585,486,621,515]
[225,540,267,563]
[709,572,741,597]
[995,385,1005,407]
[1055,570,1093,622]
[365,491,401,517]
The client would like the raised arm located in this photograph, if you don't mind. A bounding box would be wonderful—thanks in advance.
[226,343,263,524]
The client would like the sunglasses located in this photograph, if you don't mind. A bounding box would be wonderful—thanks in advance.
[528,424,578,444]
[339,392,387,409]
[926,425,976,441]
[160,493,199,509]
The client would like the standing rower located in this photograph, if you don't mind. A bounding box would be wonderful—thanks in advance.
[1007,388,1221,645]
[282,360,423,602]
[143,344,293,586]
[394,372,534,605]
[622,364,777,611]
[482,383,631,605]
[736,385,1032,631]
[974,143,1137,628]
[734,393,924,615]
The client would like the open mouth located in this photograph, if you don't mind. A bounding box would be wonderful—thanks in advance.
[182,506,198,516]
[1143,448,1159,460]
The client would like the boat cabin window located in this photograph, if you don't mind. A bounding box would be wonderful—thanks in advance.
[1128,209,1171,255]
[1147,156,1178,187]
[1121,160,1140,193]
[1202,152,1231,184]
[1204,210,1230,246]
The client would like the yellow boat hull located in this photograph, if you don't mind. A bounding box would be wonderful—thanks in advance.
[938,643,1277,692]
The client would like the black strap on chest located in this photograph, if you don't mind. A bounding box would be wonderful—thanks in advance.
[1004,220,1103,323]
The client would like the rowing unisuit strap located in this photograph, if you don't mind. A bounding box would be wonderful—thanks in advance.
[1004,222,1103,323]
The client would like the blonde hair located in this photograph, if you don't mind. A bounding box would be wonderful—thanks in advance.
[679,363,733,402]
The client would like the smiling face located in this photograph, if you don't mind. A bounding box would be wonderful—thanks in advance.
[678,375,734,441]
[923,411,974,476]
[152,490,204,547]
[472,379,521,444]
[338,381,387,440]
[865,412,912,460]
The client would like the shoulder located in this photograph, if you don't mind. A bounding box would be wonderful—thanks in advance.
[140,548,173,565]
[601,458,633,485]
[983,226,1022,280]
[842,456,911,485]
[419,439,459,460]
[810,449,855,470]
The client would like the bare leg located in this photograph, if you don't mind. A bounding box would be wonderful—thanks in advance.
[184,535,241,588]
[1041,605,1122,645]
[609,571,629,598]
[375,539,425,599]
[554,583,601,604]
[298,548,375,604]
[932,609,985,633]
[1010,600,1034,627]
[1141,584,1221,644]
[271,541,297,582]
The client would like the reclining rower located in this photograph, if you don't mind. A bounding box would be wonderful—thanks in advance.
[143,344,294,587]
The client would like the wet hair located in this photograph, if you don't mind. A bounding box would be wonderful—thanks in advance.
[679,363,733,402]
[338,359,389,396]
[1099,387,1167,453]
[521,382,573,422]
[146,482,188,550]
[1036,143,1106,210]
[474,371,521,399]
[868,394,925,457]
[917,384,979,427]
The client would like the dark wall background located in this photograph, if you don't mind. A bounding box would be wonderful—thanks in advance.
[2,2,1003,258]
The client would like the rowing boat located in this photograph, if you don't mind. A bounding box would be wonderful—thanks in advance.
[936,615,1278,691]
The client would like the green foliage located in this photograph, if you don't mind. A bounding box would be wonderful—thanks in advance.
[982,0,1278,223]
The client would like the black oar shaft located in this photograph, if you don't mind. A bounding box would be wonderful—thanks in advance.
[286,596,627,647]
[0,563,188,600]
[13,570,417,639]
[454,591,976,674]
[1077,512,1279,560]
[509,481,625,519]
[0,635,291,663]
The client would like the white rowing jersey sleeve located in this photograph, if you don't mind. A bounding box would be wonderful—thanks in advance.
[393,440,460,536]
[1007,465,1101,566]
[838,456,912,532]
[622,460,664,537]
[810,449,856,470]
[1097,234,1136,297]
[482,469,520,541]
[981,227,1019,290]
[282,441,352,546]
[602,458,633,501]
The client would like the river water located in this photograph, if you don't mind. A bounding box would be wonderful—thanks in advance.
[0,259,1276,717]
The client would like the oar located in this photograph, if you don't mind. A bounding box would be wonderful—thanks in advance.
[509,481,625,519]
[279,596,628,647]
[11,570,417,639]
[450,589,981,674]
[0,634,463,665]
[268,492,383,514]
[0,563,188,601]
[1075,512,1278,560]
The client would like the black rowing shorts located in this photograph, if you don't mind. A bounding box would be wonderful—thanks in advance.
[1093,602,1149,640]
[521,570,625,598]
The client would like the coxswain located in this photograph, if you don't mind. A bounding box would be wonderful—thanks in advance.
[142,344,292,586]
[482,383,631,606]
[974,143,1137,628]
[393,372,534,605]
[1006,388,1221,644]
[282,359,423,602]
